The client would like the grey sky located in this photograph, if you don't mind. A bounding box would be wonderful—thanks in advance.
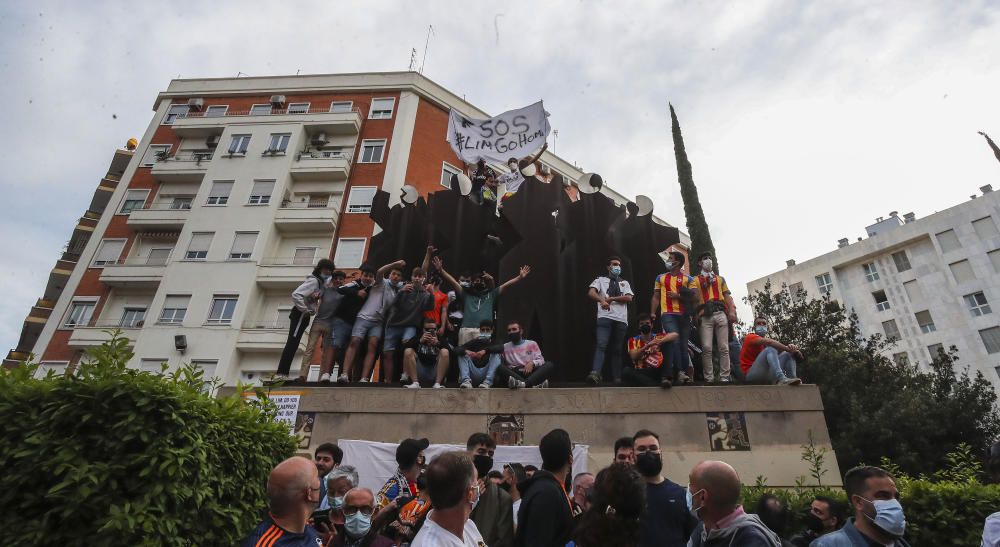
[1,1,999,351]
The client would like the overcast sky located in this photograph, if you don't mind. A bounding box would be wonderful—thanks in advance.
[1,1,999,352]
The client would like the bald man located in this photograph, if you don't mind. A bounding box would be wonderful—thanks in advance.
[687,460,781,547]
[242,456,324,547]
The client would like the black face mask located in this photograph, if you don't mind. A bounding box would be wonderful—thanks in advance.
[804,512,825,533]
[639,324,652,335]
[508,332,522,344]
[634,451,663,477]
[472,282,486,292]
[473,454,494,479]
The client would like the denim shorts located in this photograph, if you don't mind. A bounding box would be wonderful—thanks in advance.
[383,325,418,351]
[351,318,384,340]
[330,317,353,349]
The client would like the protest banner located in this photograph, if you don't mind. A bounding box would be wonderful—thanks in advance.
[447,100,550,164]
[242,390,302,435]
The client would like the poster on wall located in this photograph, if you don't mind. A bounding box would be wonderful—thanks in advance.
[242,391,302,435]
[706,412,751,451]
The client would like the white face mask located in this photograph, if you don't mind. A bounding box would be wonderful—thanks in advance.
[470,483,482,512]
[701,259,713,271]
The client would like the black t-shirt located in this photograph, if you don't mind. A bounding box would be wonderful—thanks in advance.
[638,479,697,547]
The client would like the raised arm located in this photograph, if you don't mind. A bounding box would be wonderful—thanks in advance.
[432,256,461,294]
[376,259,406,279]
[421,245,435,274]
[499,265,531,293]
[524,142,548,166]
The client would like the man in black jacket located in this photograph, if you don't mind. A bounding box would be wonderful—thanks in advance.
[467,433,514,547]
[515,428,575,547]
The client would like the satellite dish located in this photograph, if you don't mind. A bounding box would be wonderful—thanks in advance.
[520,163,537,177]
[577,173,603,194]
[401,184,419,205]
[635,195,654,216]
[452,173,473,196]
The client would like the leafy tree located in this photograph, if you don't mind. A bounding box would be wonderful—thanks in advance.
[746,282,1000,476]
[670,103,718,271]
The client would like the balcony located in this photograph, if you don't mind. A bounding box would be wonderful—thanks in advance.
[172,107,362,138]
[273,201,340,234]
[127,204,191,231]
[98,258,168,288]
[290,151,352,182]
[68,320,142,349]
[256,258,313,288]
[150,152,212,183]
[237,319,291,352]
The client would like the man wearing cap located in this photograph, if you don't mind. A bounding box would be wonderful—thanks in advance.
[376,438,428,511]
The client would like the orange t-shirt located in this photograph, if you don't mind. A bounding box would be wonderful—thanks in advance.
[424,290,448,324]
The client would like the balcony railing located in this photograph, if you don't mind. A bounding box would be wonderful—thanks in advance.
[278,199,341,210]
[101,256,175,267]
[258,257,315,267]
[155,151,214,164]
[242,319,291,330]
[71,318,147,330]
[182,106,362,118]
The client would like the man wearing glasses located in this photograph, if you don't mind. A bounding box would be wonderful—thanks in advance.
[632,430,696,547]
[326,488,394,547]
[241,456,324,547]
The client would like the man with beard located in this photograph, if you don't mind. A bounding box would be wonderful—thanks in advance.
[788,496,844,546]
[466,433,514,547]
[633,430,696,547]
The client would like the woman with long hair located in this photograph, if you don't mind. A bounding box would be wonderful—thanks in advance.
[572,463,647,547]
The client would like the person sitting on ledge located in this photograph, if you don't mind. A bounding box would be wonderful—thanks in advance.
[402,318,451,389]
[623,313,678,388]
[738,316,803,386]
[488,320,554,389]
[456,320,503,389]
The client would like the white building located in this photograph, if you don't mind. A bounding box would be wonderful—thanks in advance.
[747,185,1000,385]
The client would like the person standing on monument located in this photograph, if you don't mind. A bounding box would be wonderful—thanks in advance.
[276,258,334,381]
[332,266,374,383]
[586,256,634,385]
[340,259,406,383]
[651,251,696,385]
[383,266,434,384]
[433,255,531,346]
[632,430,696,547]
[691,252,737,383]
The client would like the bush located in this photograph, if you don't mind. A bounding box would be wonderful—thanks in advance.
[0,331,296,546]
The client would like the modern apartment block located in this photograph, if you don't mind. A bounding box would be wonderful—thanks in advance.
[747,185,1000,386]
[21,71,689,385]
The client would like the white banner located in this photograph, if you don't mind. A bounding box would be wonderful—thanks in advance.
[447,101,550,164]
[243,391,301,435]
[338,439,589,493]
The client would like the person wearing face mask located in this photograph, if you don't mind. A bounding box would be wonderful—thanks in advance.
[276,258,334,381]
[456,320,504,388]
[652,251,696,385]
[331,267,373,382]
[489,320,555,389]
[434,255,531,346]
[586,256,635,384]
[341,259,406,384]
[811,466,910,547]
[690,252,737,383]
[632,430,697,547]
[623,313,678,387]
[466,433,514,547]
[754,494,797,547]
[383,267,435,383]
[411,451,487,547]
[739,316,804,386]
[498,143,548,203]
[687,460,782,547]
[308,271,347,383]
[327,488,394,547]
[515,428,576,547]
[241,457,324,547]
[318,464,356,520]
[788,496,844,547]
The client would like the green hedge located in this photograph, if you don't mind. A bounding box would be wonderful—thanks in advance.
[0,332,296,546]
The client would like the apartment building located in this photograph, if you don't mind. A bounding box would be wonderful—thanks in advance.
[747,185,1000,386]
[22,71,690,385]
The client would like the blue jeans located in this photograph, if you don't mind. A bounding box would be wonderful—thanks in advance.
[351,318,383,340]
[458,354,502,386]
[745,346,798,384]
[591,318,628,380]
[660,314,690,376]
[383,325,418,351]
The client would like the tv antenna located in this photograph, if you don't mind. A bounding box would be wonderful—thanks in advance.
[408,48,418,71]
[419,25,434,74]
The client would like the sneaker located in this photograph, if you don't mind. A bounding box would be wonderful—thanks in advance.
[319,373,331,383]
[359,378,370,383]
[532,380,549,388]
[400,373,410,382]
[660,378,673,389]
[460,380,473,389]
[779,377,802,386]
[704,376,715,383]
[585,372,601,385]
[719,377,732,384]
[433,383,445,389]
[337,374,349,384]
[677,372,693,385]
[405,382,421,389]
[508,376,524,390]
[478,382,491,389]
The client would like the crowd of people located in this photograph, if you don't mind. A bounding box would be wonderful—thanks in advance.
[242,431,914,547]
[273,247,805,389]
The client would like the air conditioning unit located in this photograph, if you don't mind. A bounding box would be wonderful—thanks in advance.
[205,135,220,148]
[311,132,329,147]
[174,334,187,353]
[187,98,204,110]
[270,95,286,107]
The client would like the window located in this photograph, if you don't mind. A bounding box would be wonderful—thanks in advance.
[206,181,233,205]
[949,259,975,283]
[293,247,317,266]
[892,352,909,366]
[369,98,395,119]
[334,238,366,268]
[248,180,274,205]
[928,343,945,360]
[185,232,213,260]
[903,279,923,303]
[146,248,171,266]
[891,250,911,273]
[330,101,353,113]
[93,239,125,266]
[266,133,291,153]
[163,104,189,124]
[119,190,149,214]
[965,292,992,317]
[359,140,386,163]
[936,229,961,252]
[872,290,890,312]
[882,319,900,341]
[207,296,238,324]
[440,162,461,188]
[990,250,1000,273]
[170,196,193,210]
[862,262,879,282]
[973,216,1000,240]
[981,327,1000,354]
[228,134,251,155]
[250,104,272,116]
[205,105,228,117]
[307,194,330,208]
[915,310,936,334]
[346,186,377,213]
[119,307,146,328]
[142,144,171,166]
[287,102,310,114]
[64,300,96,328]
[815,273,833,295]
[229,232,258,260]
[35,362,69,379]
[789,282,804,299]
[158,295,189,324]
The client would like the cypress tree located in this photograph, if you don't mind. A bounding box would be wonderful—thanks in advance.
[670,103,717,272]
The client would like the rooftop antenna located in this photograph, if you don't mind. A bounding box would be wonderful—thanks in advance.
[419,25,434,74]
[408,48,418,71]
[552,129,559,152]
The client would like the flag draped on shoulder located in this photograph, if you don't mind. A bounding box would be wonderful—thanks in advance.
[447,101,550,164]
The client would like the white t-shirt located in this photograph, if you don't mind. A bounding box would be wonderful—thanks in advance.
[512,499,522,527]
[590,276,633,324]
[357,278,398,322]
[411,511,486,547]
